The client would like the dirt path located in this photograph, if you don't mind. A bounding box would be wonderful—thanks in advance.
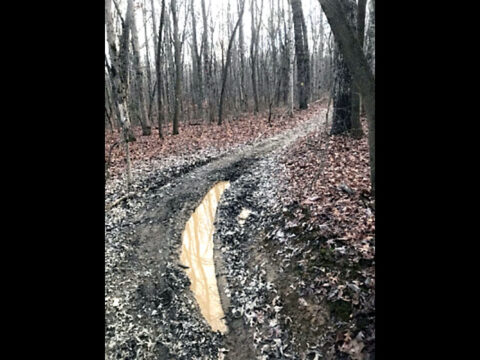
[105,107,326,359]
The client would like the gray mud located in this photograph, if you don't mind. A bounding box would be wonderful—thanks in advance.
[105,109,325,359]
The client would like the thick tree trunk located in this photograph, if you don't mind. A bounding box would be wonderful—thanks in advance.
[106,0,136,142]
[331,45,352,135]
[289,0,310,109]
[350,0,366,138]
[106,0,136,186]
[330,0,356,136]
[318,0,375,194]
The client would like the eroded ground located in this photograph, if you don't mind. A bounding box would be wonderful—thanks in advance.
[105,104,375,360]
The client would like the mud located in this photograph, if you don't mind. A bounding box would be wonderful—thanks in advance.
[105,108,326,359]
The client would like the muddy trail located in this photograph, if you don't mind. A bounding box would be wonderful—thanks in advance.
[105,107,327,360]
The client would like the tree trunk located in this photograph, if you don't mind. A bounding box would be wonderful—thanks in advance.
[171,0,182,135]
[106,0,136,186]
[289,0,310,109]
[218,0,246,125]
[105,69,118,130]
[318,0,375,194]
[365,0,375,73]
[106,0,136,142]
[331,43,352,135]
[143,1,156,123]
[350,0,366,138]
[288,6,294,115]
[238,0,247,111]
[319,10,325,90]
[250,0,261,113]
[155,0,166,138]
[330,0,357,136]
[129,2,151,136]
[190,0,203,117]
[201,0,214,123]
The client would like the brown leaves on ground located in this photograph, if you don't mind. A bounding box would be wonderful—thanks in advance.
[105,103,324,178]
[273,118,375,359]
[282,118,374,241]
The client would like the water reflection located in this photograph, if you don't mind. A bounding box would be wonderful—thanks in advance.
[180,181,230,333]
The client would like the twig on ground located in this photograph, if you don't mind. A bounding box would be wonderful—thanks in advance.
[105,192,136,212]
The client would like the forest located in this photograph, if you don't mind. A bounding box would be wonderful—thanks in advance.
[105,0,375,359]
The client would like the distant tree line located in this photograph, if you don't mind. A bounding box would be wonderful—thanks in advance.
[105,0,375,191]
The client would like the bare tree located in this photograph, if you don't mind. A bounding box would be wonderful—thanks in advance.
[218,0,246,125]
[329,0,356,136]
[201,0,215,123]
[287,4,294,114]
[129,1,152,136]
[317,0,376,194]
[155,0,166,138]
[237,0,247,111]
[350,0,367,138]
[142,0,156,122]
[171,0,181,135]
[365,0,375,73]
[250,0,263,113]
[171,0,188,135]
[289,0,310,109]
[190,0,203,118]
[106,0,136,185]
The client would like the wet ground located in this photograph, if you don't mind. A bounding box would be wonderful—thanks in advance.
[105,108,327,359]
[180,181,230,334]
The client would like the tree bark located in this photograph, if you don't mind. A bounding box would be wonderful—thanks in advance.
[129,2,151,136]
[155,0,166,138]
[171,0,182,135]
[201,0,214,122]
[218,0,246,125]
[288,6,294,115]
[317,0,375,194]
[250,0,261,113]
[142,1,156,123]
[350,0,366,138]
[106,0,136,143]
[330,0,355,136]
[190,0,203,116]
[238,0,247,111]
[106,0,136,186]
[289,0,310,109]
[365,0,375,73]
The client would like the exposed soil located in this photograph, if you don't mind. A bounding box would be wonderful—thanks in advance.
[105,102,374,359]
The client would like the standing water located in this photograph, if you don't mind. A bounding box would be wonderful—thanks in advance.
[180,181,230,333]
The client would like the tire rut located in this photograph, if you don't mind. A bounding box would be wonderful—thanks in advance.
[105,109,325,359]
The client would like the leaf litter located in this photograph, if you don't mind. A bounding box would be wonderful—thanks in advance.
[105,104,375,359]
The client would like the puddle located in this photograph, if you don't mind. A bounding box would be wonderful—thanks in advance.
[180,181,230,333]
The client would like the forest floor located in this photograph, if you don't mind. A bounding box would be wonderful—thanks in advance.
[105,102,375,360]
